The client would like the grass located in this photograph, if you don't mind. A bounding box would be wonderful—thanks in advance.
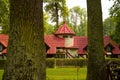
[0,70,4,80]
[47,67,87,80]
[0,68,87,80]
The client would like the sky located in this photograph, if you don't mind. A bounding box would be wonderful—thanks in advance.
[66,0,114,20]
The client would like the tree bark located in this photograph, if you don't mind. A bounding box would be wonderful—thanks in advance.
[3,0,46,80]
[55,2,59,29]
[86,0,107,80]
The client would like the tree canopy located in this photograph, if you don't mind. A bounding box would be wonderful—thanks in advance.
[109,0,120,45]
[0,0,9,33]
[69,6,87,36]
[43,0,69,29]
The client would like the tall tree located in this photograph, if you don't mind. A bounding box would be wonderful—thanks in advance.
[86,0,107,80]
[3,0,46,80]
[44,12,54,34]
[43,0,68,29]
[69,6,87,36]
[110,0,120,45]
[0,0,9,33]
[103,17,116,36]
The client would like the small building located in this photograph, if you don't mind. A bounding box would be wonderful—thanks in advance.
[45,22,120,58]
[0,22,120,59]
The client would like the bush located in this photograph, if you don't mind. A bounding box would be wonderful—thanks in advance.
[0,60,6,69]
[46,58,55,68]
[46,58,120,68]
[56,58,88,67]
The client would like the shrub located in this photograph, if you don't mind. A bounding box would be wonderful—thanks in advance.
[0,60,6,69]
[56,58,88,67]
[0,58,120,68]
[46,58,55,68]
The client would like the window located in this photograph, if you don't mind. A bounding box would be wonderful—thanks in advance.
[0,44,3,52]
[70,36,73,38]
[55,54,65,58]
[106,46,112,52]
[63,36,68,38]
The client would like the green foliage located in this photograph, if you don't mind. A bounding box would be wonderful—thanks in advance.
[56,58,88,67]
[109,0,120,45]
[0,0,9,34]
[44,13,55,34]
[0,60,6,69]
[111,23,120,45]
[43,0,69,28]
[46,58,55,68]
[103,17,116,36]
[46,58,88,68]
[68,6,87,36]
[1,58,120,69]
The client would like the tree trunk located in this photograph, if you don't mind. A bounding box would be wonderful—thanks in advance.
[86,0,107,80]
[55,2,59,29]
[3,0,46,80]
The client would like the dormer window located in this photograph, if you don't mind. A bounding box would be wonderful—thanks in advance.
[0,44,3,52]
[106,46,112,52]
[63,36,68,38]
[70,36,73,38]
[105,44,113,52]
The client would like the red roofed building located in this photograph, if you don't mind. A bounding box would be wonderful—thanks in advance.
[0,22,120,59]
[0,34,8,59]
[44,22,120,58]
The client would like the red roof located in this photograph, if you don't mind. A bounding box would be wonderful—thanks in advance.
[0,34,8,46]
[55,22,75,35]
[2,49,7,54]
[0,34,8,54]
[74,36,88,54]
[44,35,65,54]
[0,34,120,56]
[104,36,120,54]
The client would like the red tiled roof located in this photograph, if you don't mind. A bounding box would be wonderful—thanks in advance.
[55,22,75,35]
[74,36,88,54]
[0,34,8,54]
[103,36,120,54]
[104,36,111,47]
[73,36,120,55]
[0,34,120,55]
[44,35,65,54]
[2,49,7,54]
[0,34,8,47]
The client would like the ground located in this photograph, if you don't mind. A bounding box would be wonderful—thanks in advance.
[0,68,86,80]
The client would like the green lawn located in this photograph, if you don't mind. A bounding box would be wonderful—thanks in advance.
[0,70,4,80]
[47,67,87,80]
[0,68,87,80]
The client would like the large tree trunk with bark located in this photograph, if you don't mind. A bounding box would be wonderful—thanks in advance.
[86,0,107,80]
[3,0,46,80]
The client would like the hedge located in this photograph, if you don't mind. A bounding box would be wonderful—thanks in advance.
[0,58,120,69]
[46,58,120,68]
[55,58,88,67]
[46,58,55,68]
[0,60,6,69]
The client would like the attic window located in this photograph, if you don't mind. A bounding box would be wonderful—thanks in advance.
[106,46,112,52]
[63,36,68,38]
[70,36,73,38]
[0,44,3,52]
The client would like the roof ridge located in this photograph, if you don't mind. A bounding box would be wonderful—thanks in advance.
[55,21,75,35]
